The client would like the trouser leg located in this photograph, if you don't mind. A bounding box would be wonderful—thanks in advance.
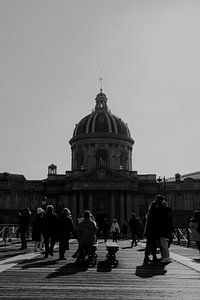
[160,237,170,259]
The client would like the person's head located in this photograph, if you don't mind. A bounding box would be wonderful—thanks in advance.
[37,207,44,215]
[62,208,71,216]
[162,200,168,207]
[24,207,31,215]
[113,219,117,223]
[155,194,165,204]
[132,212,136,218]
[83,210,91,219]
[193,210,200,220]
[47,205,54,213]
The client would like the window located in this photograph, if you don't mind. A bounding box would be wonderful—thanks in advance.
[96,149,108,167]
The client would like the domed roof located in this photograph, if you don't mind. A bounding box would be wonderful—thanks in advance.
[70,91,134,144]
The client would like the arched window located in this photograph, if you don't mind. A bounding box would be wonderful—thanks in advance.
[120,150,127,170]
[96,149,108,167]
[77,149,84,170]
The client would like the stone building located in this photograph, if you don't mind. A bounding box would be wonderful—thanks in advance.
[1,90,200,227]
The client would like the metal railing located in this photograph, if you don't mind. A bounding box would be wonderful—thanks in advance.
[0,224,32,244]
[172,227,196,248]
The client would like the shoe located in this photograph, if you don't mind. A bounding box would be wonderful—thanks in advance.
[143,257,152,264]
[160,258,171,264]
[152,257,159,264]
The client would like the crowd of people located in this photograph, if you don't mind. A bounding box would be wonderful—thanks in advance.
[16,194,200,264]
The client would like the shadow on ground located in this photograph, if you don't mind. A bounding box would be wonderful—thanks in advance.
[192,258,200,263]
[135,263,167,278]
[46,262,88,278]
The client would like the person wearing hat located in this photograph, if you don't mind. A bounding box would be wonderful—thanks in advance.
[57,208,75,260]
[32,207,44,252]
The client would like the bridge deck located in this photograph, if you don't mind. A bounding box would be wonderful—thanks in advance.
[0,239,199,299]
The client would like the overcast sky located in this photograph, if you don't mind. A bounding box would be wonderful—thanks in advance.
[0,0,200,180]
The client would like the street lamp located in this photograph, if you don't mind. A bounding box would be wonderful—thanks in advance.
[157,176,167,200]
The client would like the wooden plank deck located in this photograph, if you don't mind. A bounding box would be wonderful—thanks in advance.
[0,239,199,299]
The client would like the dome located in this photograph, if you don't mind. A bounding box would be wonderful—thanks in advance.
[70,91,134,144]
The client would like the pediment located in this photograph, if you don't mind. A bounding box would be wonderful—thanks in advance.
[69,167,135,182]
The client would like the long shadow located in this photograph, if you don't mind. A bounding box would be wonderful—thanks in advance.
[46,262,88,278]
[135,263,167,278]
[121,246,132,249]
[19,257,58,269]
[192,258,200,263]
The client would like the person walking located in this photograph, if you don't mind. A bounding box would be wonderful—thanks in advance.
[32,207,44,252]
[110,219,120,242]
[42,205,57,258]
[18,208,31,250]
[57,208,75,260]
[121,220,128,239]
[189,210,200,254]
[102,218,110,242]
[129,213,139,247]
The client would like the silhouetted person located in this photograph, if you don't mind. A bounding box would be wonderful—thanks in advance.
[102,218,110,242]
[57,208,75,260]
[129,213,139,247]
[18,208,31,250]
[32,207,44,252]
[121,221,128,239]
[42,205,57,258]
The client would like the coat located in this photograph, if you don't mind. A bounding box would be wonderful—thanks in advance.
[189,220,200,241]
[77,218,98,247]
[57,214,75,239]
[32,213,43,242]
[110,222,120,234]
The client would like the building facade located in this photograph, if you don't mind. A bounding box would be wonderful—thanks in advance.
[1,90,200,227]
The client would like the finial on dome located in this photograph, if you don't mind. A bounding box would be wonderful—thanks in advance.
[98,68,103,92]
[98,76,103,93]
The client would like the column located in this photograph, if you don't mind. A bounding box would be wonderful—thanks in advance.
[126,193,132,222]
[79,191,84,213]
[72,192,77,223]
[111,193,115,221]
[120,192,125,226]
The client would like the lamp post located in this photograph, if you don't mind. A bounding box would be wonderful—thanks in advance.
[157,176,167,200]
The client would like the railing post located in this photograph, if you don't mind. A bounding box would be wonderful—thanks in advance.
[186,227,190,248]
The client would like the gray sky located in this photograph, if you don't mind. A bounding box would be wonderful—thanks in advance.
[0,0,200,180]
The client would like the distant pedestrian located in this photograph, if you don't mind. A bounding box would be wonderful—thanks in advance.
[121,221,128,239]
[102,218,110,242]
[57,208,75,260]
[18,208,31,250]
[42,205,57,258]
[32,207,44,252]
[189,210,200,254]
[110,219,120,242]
[129,213,139,247]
